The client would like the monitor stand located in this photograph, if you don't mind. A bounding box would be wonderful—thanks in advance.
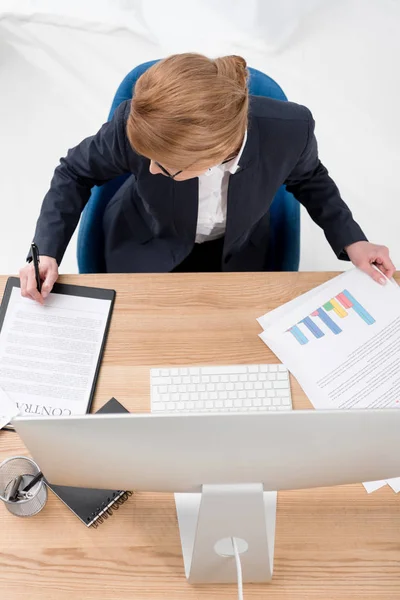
[175,483,277,584]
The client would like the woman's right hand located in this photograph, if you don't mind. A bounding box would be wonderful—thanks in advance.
[19,256,59,304]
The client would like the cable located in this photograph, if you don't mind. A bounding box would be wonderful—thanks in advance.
[231,537,244,600]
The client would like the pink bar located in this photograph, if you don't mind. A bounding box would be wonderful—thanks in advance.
[336,292,352,309]
[311,310,319,317]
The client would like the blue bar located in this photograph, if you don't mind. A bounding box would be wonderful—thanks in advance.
[288,325,309,345]
[313,308,342,335]
[299,316,325,339]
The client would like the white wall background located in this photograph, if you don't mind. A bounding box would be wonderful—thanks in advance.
[0,0,399,275]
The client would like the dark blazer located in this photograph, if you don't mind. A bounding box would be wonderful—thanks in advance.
[32,96,367,272]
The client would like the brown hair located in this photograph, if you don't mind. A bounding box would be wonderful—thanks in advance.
[127,53,248,170]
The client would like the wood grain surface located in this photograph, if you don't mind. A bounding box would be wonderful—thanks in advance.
[0,272,399,599]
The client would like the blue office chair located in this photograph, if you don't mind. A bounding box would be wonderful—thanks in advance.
[77,60,300,273]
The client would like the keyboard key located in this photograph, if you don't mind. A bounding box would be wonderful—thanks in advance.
[171,368,179,376]
[258,373,267,381]
[191,392,199,401]
[245,383,253,390]
[189,368,200,375]
[170,385,178,393]
[152,369,160,377]
[277,373,288,380]
[239,374,247,382]
[167,402,176,410]
[179,368,188,375]
[248,390,256,398]
[278,365,287,372]
[153,403,166,411]
[228,391,237,399]
[153,377,171,385]
[178,384,187,393]
[210,392,218,400]
[225,400,233,408]
[282,398,291,405]
[273,381,289,389]
[202,376,210,383]
[263,398,272,406]
[207,383,215,391]
[277,389,290,397]
[183,376,191,384]
[244,399,252,407]
[249,374,257,381]
[254,382,262,390]
[172,376,182,384]
[239,391,246,399]
[171,393,180,402]
[200,392,208,400]
[273,398,282,406]
[220,391,228,399]
[269,373,276,380]
[269,365,278,372]
[267,390,275,397]
[177,402,185,410]
[198,384,206,392]
[226,383,234,391]
[263,381,272,389]
[260,365,269,372]
[221,375,229,382]
[248,365,259,373]
[161,369,170,376]
[257,390,265,398]
[216,383,225,391]
[230,375,238,382]
[159,385,168,393]
[188,384,196,392]
[254,399,262,407]
[216,400,224,408]
[187,401,195,409]
[182,393,189,401]
[205,401,213,408]
[234,399,242,407]
[234,383,244,390]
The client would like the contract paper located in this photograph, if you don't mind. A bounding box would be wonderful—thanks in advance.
[0,288,111,419]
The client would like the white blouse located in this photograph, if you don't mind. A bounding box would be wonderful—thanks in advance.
[195,130,248,243]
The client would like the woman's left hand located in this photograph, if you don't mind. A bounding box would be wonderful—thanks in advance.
[345,241,396,284]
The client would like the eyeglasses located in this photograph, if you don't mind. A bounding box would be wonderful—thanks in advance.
[155,153,238,180]
[154,162,183,179]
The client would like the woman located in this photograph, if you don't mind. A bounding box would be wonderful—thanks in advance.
[20,53,394,303]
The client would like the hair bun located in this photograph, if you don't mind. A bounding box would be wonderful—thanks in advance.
[214,55,248,91]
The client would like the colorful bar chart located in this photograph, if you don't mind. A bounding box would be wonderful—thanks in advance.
[287,289,375,346]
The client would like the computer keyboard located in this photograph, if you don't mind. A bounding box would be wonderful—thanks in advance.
[150,364,292,414]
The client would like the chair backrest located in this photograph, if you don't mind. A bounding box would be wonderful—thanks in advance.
[77,61,300,273]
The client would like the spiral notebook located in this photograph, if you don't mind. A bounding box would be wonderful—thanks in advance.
[46,398,132,527]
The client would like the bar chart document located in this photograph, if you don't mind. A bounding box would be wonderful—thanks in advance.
[259,269,400,411]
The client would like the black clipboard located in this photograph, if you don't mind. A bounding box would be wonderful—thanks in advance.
[0,277,116,431]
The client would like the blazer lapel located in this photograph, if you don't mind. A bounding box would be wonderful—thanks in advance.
[224,110,261,254]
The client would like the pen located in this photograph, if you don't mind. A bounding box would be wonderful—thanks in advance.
[22,471,44,494]
[30,243,42,293]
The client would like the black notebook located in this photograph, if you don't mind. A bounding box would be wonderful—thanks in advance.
[46,398,132,527]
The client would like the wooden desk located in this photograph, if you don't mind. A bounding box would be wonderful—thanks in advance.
[0,272,399,600]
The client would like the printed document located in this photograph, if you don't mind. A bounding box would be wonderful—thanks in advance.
[0,288,111,422]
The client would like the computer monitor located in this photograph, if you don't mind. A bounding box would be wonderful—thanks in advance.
[13,410,400,584]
